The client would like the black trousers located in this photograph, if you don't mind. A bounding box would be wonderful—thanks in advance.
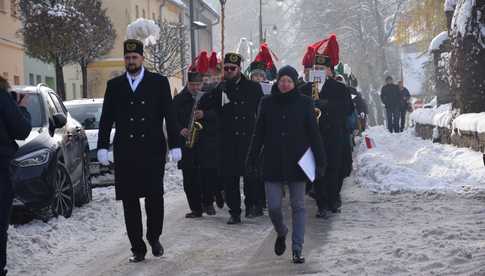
[0,169,13,276]
[223,174,263,217]
[182,168,216,213]
[386,108,400,133]
[122,195,164,255]
[400,109,407,132]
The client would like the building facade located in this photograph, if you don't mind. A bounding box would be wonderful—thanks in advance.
[0,0,23,85]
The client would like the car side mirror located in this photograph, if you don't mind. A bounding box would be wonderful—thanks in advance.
[52,113,67,129]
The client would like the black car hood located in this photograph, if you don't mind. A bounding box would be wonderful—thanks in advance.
[15,127,53,157]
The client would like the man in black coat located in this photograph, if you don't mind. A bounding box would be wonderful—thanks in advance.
[0,77,31,276]
[315,56,354,217]
[380,76,401,133]
[398,80,411,132]
[174,72,219,218]
[97,40,181,263]
[200,53,264,224]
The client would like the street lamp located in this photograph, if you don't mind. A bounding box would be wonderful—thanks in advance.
[259,0,284,44]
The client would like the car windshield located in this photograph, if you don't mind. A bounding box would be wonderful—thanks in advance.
[67,103,103,130]
[24,94,44,128]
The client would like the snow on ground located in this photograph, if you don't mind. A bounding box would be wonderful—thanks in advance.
[6,163,183,276]
[356,126,485,194]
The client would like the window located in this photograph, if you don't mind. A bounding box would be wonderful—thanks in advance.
[36,75,42,84]
[45,77,54,89]
[72,83,76,99]
[142,9,145,18]
[152,12,155,20]
[135,5,139,18]
[0,0,5,12]
[13,75,19,85]
[29,73,34,85]
[3,72,8,79]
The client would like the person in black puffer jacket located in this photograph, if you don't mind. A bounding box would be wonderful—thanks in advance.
[0,76,31,276]
[246,65,326,264]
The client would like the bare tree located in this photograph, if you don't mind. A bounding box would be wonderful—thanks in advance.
[145,20,189,77]
[19,0,89,99]
[75,0,116,98]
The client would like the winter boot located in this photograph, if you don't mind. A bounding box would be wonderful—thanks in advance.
[274,235,287,256]
[292,250,305,264]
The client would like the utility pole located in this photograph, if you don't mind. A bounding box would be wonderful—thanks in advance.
[189,0,196,62]
[220,0,227,59]
[259,0,263,44]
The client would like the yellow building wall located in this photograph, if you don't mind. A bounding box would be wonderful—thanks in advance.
[87,0,184,98]
[0,2,24,85]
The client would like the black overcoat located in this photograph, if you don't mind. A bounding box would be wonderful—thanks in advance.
[200,75,263,176]
[97,70,179,200]
[173,88,219,170]
[247,85,326,182]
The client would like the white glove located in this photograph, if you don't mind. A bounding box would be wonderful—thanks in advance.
[169,148,182,163]
[97,149,110,166]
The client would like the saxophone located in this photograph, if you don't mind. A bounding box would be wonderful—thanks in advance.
[186,93,204,149]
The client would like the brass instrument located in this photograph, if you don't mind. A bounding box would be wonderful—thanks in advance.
[186,93,204,149]
[312,80,322,121]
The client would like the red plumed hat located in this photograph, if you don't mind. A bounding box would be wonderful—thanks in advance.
[195,51,209,73]
[302,46,316,68]
[312,34,339,66]
[208,51,218,73]
[254,43,275,70]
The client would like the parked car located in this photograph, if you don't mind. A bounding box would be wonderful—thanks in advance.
[64,99,115,186]
[10,84,92,221]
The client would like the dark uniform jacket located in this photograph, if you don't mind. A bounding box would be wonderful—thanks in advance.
[0,90,32,169]
[200,74,263,176]
[380,84,401,110]
[247,85,326,182]
[97,70,179,200]
[173,88,219,170]
[318,78,354,170]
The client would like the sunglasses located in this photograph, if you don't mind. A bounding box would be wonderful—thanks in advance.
[224,66,238,72]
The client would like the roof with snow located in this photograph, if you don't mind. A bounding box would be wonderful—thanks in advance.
[429,31,449,52]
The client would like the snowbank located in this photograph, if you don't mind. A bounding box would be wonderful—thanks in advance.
[429,31,449,52]
[356,126,485,194]
[410,103,453,127]
[6,163,182,275]
[451,0,473,37]
[452,112,485,133]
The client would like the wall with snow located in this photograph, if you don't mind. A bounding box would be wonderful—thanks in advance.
[411,106,485,153]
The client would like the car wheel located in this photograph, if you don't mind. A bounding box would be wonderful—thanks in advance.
[52,162,74,218]
[76,153,92,206]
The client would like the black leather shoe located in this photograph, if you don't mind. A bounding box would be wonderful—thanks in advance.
[316,209,328,219]
[129,252,146,263]
[227,216,241,225]
[149,240,164,257]
[215,192,224,209]
[274,235,287,256]
[205,205,216,216]
[185,212,202,218]
[292,250,305,264]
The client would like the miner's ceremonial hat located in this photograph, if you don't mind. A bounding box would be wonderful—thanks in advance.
[224,53,242,66]
[124,39,144,56]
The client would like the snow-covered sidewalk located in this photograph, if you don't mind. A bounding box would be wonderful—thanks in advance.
[6,127,485,275]
[356,126,485,194]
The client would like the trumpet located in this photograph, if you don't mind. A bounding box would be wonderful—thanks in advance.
[186,93,204,149]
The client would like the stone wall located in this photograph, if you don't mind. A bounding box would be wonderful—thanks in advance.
[415,123,485,153]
